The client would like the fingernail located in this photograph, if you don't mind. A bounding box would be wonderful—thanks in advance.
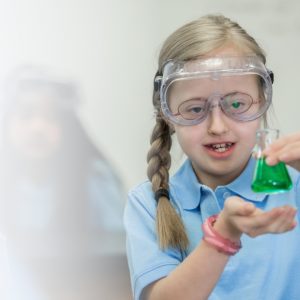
[265,157,273,165]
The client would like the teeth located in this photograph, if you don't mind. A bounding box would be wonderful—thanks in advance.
[211,143,232,148]
[210,143,233,152]
[215,147,227,152]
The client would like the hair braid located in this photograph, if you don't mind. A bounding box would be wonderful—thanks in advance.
[147,117,189,251]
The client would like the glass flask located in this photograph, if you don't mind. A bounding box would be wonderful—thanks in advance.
[251,128,293,193]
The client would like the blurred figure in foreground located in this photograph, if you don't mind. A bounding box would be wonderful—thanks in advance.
[0,66,130,299]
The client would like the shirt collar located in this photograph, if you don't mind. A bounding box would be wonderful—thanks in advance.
[170,157,267,210]
[170,159,202,210]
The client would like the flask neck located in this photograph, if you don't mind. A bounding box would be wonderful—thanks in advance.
[255,129,279,157]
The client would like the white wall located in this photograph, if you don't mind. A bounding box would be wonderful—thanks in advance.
[0,0,299,192]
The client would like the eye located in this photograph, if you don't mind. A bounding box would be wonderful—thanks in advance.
[187,105,204,114]
[231,100,244,109]
[223,93,252,114]
[178,98,207,120]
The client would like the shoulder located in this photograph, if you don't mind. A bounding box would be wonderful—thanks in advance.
[126,181,156,218]
[128,180,154,199]
[125,159,197,221]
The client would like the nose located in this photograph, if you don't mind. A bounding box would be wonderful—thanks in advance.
[207,97,229,136]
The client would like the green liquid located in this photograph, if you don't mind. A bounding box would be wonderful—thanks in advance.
[251,157,293,193]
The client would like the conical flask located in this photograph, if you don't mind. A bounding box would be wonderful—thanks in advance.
[251,128,293,193]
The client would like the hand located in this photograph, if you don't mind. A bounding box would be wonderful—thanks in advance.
[214,196,297,239]
[263,132,300,171]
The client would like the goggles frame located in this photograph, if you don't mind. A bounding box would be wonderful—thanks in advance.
[154,56,274,126]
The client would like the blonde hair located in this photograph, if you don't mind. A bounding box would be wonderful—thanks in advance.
[147,14,268,251]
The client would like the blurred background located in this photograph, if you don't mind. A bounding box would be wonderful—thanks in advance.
[0,0,299,299]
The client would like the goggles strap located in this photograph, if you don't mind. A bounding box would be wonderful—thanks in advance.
[267,69,274,83]
[154,71,162,92]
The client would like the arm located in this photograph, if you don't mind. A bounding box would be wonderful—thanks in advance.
[144,197,297,300]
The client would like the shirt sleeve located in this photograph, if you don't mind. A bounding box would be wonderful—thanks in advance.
[294,168,300,210]
[124,183,182,300]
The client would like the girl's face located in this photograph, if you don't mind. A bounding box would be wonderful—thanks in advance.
[6,91,63,162]
[171,47,262,189]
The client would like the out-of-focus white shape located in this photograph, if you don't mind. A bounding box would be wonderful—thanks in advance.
[0,65,130,299]
[0,233,9,299]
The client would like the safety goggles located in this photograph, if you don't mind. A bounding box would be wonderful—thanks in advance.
[154,56,273,126]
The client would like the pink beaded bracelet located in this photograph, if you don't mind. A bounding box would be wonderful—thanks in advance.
[202,214,242,256]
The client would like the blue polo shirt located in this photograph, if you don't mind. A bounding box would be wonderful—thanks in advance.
[124,158,300,300]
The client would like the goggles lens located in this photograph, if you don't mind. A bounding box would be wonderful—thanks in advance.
[159,56,273,126]
[176,92,261,121]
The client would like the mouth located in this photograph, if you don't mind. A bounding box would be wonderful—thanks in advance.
[205,142,235,153]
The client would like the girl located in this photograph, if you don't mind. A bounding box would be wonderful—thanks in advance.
[0,66,126,299]
[0,66,125,251]
[124,14,300,300]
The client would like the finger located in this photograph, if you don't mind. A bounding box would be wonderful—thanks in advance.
[224,196,256,216]
[277,142,300,162]
[264,132,300,154]
[245,206,284,228]
[276,217,297,233]
[272,206,297,232]
[264,155,280,166]
[245,206,297,236]
[264,141,300,165]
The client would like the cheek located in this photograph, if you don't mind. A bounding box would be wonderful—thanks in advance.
[236,120,260,146]
[174,126,205,152]
[45,125,62,148]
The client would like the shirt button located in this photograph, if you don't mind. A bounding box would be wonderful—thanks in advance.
[223,192,231,199]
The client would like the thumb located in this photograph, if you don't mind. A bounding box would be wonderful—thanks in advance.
[224,196,256,216]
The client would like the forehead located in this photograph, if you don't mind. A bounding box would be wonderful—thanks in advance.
[13,89,61,112]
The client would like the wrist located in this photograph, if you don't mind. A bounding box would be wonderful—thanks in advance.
[202,214,242,256]
[213,212,242,243]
